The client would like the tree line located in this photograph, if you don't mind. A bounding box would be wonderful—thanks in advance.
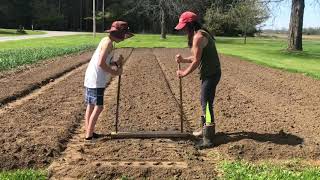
[0,0,318,51]
[0,0,267,36]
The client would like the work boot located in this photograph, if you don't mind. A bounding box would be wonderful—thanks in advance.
[195,123,215,150]
[192,116,206,137]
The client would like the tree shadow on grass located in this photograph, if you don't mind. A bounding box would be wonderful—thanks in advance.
[0,30,19,35]
[213,131,303,147]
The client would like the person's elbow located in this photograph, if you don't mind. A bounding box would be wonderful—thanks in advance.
[192,58,201,67]
[98,61,105,68]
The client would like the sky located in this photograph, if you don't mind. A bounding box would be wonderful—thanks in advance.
[263,0,320,30]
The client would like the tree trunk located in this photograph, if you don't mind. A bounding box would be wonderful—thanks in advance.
[160,0,166,39]
[80,0,83,31]
[244,19,247,44]
[58,0,61,15]
[244,32,247,44]
[160,12,166,39]
[93,0,96,37]
[102,0,105,32]
[288,0,304,51]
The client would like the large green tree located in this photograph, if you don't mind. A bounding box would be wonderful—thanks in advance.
[204,0,268,37]
[122,0,208,38]
[230,0,269,44]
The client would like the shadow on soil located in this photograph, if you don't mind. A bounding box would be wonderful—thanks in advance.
[213,131,304,146]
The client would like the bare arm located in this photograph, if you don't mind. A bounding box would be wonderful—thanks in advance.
[176,55,193,63]
[177,33,208,77]
[98,39,122,76]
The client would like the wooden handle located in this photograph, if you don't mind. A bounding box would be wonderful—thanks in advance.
[178,63,183,132]
[115,75,121,133]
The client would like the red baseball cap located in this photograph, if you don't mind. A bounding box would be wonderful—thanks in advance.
[175,11,198,30]
[106,21,134,39]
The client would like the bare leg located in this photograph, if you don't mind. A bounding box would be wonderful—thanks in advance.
[85,104,94,133]
[86,106,103,138]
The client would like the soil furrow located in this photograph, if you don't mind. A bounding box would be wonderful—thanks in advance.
[48,48,217,179]
[0,51,93,106]
[1,47,320,178]
[153,48,320,161]
[0,48,133,170]
[0,64,87,170]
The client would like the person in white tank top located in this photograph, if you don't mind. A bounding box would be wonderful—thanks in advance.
[84,21,134,140]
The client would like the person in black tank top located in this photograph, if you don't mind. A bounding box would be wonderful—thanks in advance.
[174,11,221,149]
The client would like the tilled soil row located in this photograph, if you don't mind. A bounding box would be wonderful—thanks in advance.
[1,47,319,178]
[0,65,87,170]
[0,51,93,106]
[0,49,133,170]
[48,48,217,179]
[153,48,320,161]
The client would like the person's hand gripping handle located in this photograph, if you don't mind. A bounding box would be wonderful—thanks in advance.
[115,55,123,76]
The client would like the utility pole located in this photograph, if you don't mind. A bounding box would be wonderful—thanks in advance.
[93,0,96,37]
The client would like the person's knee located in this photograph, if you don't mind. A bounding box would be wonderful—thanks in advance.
[96,105,104,112]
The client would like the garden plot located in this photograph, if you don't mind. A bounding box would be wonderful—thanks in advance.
[1,48,319,179]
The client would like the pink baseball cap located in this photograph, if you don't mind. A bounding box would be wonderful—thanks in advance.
[106,21,134,39]
[175,11,198,30]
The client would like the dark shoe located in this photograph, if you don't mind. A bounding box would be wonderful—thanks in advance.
[195,124,215,150]
[85,136,93,140]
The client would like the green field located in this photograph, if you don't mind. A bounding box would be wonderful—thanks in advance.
[0,33,319,80]
[0,34,187,71]
[0,34,99,71]
[221,160,320,180]
[216,37,320,79]
[0,28,45,37]
[118,34,320,79]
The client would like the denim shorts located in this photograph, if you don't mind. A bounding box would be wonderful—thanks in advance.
[85,87,105,106]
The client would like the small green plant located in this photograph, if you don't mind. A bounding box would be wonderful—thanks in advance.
[121,175,132,180]
[0,169,47,180]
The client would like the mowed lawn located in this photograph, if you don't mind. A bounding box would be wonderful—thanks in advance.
[0,33,319,79]
[216,37,320,79]
[0,28,45,36]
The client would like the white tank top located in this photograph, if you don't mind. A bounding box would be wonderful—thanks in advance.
[84,37,114,88]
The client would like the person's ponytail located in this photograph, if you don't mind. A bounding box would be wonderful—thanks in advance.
[186,21,215,47]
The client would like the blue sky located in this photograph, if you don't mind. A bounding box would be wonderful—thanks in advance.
[263,0,320,29]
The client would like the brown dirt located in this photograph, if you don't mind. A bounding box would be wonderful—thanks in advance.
[153,48,320,161]
[0,51,93,106]
[1,48,319,179]
[0,49,133,170]
[48,48,217,179]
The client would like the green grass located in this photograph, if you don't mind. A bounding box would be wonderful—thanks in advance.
[0,34,101,71]
[0,28,46,36]
[0,169,46,180]
[116,34,187,48]
[1,33,319,80]
[221,160,320,180]
[0,34,186,71]
[216,37,320,79]
[0,34,98,50]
